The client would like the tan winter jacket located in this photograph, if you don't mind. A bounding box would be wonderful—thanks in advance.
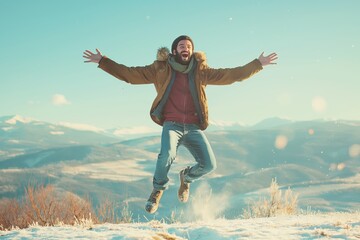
[98,47,263,130]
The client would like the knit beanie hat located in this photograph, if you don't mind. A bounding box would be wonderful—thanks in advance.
[171,35,194,53]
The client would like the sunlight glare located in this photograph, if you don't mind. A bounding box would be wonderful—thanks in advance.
[349,144,360,158]
[308,129,315,135]
[275,135,288,150]
[312,96,327,112]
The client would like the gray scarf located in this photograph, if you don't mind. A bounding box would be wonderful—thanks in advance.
[168,55,195,74]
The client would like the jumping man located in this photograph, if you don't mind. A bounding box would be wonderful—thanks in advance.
[83,35,278,213]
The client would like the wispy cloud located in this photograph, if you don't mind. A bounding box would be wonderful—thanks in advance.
[52,94,71,106]
[27,100,41,105]
[113,126,158,136]
[209,120,246,127]
[50,131,65,135]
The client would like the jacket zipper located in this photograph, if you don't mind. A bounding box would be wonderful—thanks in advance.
[183,75,187,123]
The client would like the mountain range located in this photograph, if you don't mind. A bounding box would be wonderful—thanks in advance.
[0,115,359,221]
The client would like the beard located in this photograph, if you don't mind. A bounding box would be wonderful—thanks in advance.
[174,50,192,65]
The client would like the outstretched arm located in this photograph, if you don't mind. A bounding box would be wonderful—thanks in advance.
[203,52,278,85]
[83,48,156,84]
[258,52,278,66]
[83,49,103,63]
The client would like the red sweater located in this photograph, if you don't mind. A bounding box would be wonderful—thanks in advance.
[163,72,199,124]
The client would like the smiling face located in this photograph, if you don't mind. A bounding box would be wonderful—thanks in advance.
[173,39,193,64]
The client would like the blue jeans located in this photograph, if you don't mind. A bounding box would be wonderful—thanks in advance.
[153,121,217,190]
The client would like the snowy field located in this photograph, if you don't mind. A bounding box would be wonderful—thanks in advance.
[1,212,359,240]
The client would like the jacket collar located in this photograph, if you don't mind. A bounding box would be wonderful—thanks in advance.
[156,47,206,64]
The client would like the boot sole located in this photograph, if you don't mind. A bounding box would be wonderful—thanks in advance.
[178,170,190,202]
[145,203,158,214]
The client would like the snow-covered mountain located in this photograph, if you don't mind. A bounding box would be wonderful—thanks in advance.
[251,117,294,129]
[0,115,359,221]
[207,120,247,131]
[0,115,123,160]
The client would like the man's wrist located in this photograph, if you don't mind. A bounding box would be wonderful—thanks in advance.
[97,56,104,64]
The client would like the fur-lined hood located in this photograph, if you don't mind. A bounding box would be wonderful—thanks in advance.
[156,47,207,64]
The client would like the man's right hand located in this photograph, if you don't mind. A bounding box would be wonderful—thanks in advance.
[83,49,103,63]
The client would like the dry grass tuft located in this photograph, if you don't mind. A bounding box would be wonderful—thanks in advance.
[0,183,132,230]
[242,178,298,219]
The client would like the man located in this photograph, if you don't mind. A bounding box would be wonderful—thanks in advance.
[83,35,277,214]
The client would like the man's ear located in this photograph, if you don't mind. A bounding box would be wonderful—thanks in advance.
[172,49,177,55]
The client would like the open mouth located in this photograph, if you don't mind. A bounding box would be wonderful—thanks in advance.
[181,52,189,58]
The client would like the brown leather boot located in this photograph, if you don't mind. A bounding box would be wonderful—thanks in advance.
[145,189,163,214]
[178,167,190,202]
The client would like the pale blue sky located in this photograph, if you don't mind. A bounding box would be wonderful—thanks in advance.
[1,0,359,130]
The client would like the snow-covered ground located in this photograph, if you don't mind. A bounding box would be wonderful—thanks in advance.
[1,212,359,240]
